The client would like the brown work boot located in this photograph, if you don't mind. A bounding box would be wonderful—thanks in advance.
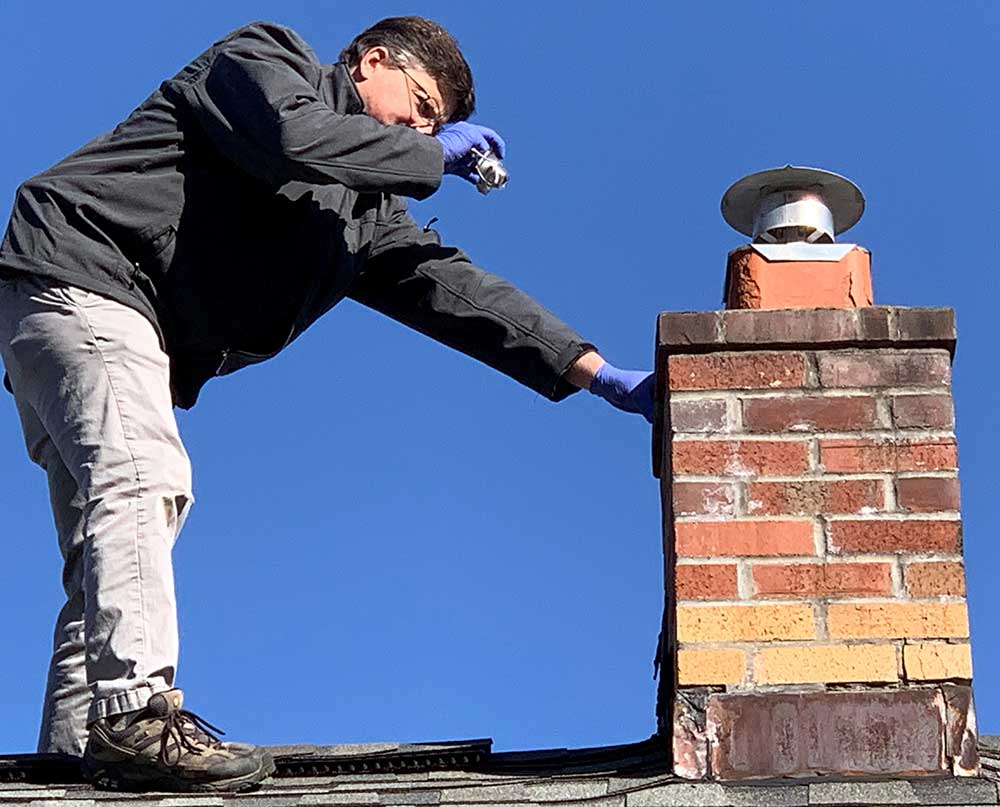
[82,689,275,792]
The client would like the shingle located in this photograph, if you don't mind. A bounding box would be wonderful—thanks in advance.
[909,778,999,804]
[378,790,441,805]
[24,800,95,807]
[438,784,530,803]
[0,789,68,798]
[627,782,808,807]
[523,780,609,800]
[809,781,918,804]
[299,793,380,804]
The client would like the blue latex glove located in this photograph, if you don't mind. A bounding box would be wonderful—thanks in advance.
[589,362,655,424]
[435,122,506,184]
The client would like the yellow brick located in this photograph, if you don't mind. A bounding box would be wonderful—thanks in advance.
[677,604,816,643]
[678,648,747,685]
[827,602,969,640]
[755,644,898,685]
[903,642,973,681]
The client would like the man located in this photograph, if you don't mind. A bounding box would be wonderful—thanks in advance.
[0,17,653,793]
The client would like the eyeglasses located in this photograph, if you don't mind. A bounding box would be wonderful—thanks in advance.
[395,64,445,132]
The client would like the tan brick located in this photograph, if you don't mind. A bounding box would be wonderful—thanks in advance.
[677,648,747,685]
[905,561,967,597]
[903,642,973,681]
[669,352,808,391]
[752,562,893,598]
[829,519,961,554]
[755,644,899,685]
[748,479,883,516]
[820,438,957,473]
[896,477,961,513]
[742,395,878,433]
[676,564,739,600]
[673,482,737,517]
[673,439,810,475]
[676,520,815,558]
[677,603,816,643]
[827,602,969,640]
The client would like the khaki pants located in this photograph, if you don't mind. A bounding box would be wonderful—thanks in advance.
[0,273,192,756]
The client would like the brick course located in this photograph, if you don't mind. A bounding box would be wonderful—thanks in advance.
[668,353,808,391]
[747,480,883,516]
[820,438,957,473]
[672,482,737,517]
[677,603,817,643]
[905,561,966,597]
[828,519,961,554]
[827,602,969,640]
[676,520,815,558]
[891,394,954,429]
[673,439,810,475]
[755,644,899,685]
[817,350,951,388]
[675,564,739,600]
[742,395,878,433]
[670,399,728,432]
[752,562,893,598]
[903,642,973,681]
[896,476,960,512]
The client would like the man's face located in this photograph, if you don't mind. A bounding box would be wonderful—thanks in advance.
[351,47,446,134]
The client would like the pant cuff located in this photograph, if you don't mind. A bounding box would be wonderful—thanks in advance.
[87,681,171,726]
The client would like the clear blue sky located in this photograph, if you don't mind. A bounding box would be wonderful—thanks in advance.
[0,1,997,753]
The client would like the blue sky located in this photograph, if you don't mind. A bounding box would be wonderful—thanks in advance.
[0,1,997,753]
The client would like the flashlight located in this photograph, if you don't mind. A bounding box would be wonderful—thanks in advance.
[470,147,509,195]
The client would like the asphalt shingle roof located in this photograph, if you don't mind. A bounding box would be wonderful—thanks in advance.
[2,736,999,806]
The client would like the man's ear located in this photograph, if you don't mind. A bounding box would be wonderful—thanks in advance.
[355,46,391,81]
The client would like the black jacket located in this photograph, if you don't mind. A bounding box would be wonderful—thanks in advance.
[0,22,593,408]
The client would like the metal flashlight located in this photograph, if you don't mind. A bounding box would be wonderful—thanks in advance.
[470,147,508,195]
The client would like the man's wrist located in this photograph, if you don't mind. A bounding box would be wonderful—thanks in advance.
[564,350,605,390]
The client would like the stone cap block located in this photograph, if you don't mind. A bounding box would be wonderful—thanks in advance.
[656,307,956,356]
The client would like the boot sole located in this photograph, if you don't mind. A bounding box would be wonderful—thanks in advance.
[83,751,276,793]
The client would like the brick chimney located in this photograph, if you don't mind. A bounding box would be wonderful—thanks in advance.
[653,167,977,781]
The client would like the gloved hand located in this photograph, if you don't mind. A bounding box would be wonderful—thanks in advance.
[436,122,506,185]
[589,362,655,424]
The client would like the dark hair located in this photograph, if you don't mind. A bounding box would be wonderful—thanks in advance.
[340,16,475,122]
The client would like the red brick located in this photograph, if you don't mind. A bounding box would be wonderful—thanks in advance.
[673,482,737,517]
[817,350,951,388]
[676,520,815,558]
[891,395,954,429]
[829,519,961,554]
[820,438,957,473]
[673,440,810,475]
[669,353,808,391]
[896,477,961,513]
[905,561,966,597]
[752,562,893,598]
[676,564,739,600]
[670,399,727,432]
[742,395,877,433]
[748,480,884,516]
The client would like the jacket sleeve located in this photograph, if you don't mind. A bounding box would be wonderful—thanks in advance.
[347,200,597,402]
[176,23,443,199]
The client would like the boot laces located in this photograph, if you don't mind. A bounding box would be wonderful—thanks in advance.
[159,708,226,765]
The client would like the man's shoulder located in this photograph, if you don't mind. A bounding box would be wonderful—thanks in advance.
[213,20,320,64]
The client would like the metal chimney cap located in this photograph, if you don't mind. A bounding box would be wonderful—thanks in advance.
[721,166,865,238]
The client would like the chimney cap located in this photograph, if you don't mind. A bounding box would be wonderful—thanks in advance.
[721,166,865,239]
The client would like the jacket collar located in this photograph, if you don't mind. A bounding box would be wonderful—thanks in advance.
[322,62,365,115]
